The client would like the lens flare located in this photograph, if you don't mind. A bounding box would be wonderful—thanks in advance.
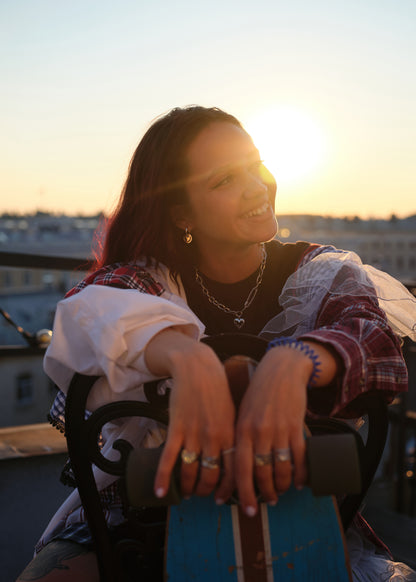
[246,106,328,185]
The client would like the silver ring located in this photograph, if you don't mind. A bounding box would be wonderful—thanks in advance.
[253,452,273,467]
[222,447,235,456]
[181,449,199,464]
[201,455,221,469]
[274,448,291,463]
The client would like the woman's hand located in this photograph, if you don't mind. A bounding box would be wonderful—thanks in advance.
[235,341,338,516]
[234,346,310,515]
[145,328,236,502]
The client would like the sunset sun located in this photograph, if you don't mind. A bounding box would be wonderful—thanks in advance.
[246,107,327,186]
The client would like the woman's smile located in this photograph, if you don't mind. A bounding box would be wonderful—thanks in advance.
[241,201,273,219]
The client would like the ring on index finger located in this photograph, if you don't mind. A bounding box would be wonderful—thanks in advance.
[201,455,221,469]
[253,452,273,467]
[274,448,291,463]
[181,449,199,465]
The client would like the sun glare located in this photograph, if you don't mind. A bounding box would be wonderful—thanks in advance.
[245,107,327,185]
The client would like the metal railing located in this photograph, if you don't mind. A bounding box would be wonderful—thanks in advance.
[0,249,92,271]
[0,249,91,348]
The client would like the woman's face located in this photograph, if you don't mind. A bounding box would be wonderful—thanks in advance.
[182,122,277,257]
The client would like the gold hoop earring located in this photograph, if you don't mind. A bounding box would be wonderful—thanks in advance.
[183,228,193,244]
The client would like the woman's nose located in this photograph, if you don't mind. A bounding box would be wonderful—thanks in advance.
[243,173,268,199]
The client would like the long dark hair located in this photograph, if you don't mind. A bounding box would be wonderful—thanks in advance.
[98,106,244,278]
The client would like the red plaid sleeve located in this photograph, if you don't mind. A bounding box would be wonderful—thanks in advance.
[298,248,408,417]
[65,263,164,298]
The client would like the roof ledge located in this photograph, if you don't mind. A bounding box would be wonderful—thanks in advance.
[0,422,67,460]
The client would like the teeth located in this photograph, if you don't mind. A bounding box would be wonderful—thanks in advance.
[244,203,269,218]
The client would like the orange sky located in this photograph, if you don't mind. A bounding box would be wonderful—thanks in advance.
[1,1,415,218]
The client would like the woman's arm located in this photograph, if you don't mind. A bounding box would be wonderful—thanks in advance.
[236,258,409,515]
[44,284,205,404]
[145,327,236,501]
[299,284,408,417]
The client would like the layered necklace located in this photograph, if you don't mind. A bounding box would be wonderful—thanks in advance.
[194,244,267,329]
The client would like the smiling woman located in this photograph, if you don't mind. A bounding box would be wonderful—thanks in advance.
[173,121,278,282]
[245,106,328,188]
[16,105,416,582]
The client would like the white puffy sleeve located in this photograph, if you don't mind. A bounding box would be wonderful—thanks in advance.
[44,284,205,400]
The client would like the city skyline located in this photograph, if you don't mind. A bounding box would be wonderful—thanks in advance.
[1,1,415,219]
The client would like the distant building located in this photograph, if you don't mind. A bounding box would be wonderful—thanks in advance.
[0,347,56,428]
[276,214,416,284]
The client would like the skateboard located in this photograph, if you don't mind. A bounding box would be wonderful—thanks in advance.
[127,429,357,582]
[126,335,359,581]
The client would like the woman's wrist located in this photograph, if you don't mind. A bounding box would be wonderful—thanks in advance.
[145,326,202,377]
[266,337,322,388]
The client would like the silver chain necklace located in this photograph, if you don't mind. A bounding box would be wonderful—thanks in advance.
[194,245,267,329]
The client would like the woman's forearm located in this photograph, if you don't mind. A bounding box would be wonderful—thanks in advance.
[144,325,206,377]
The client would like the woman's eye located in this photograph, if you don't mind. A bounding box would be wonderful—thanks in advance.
[213,174,233,188]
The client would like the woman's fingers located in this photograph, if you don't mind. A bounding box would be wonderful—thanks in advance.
[235,439,257,514]
[180,446,201,498]
[236,438,306,515]
[289,432,308,490]
[250,431,277,506]
[215,447,236,504]
[253,455,277,505]
[194,453,222,496]
[154,433,182,498]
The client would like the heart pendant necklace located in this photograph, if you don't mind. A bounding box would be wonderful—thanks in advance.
[194,245,267,329]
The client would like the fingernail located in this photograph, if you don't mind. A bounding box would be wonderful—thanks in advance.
[215,498,224,506]
[296,485,304,491]
[184,495,191,500]
[155,487,165,498]
[245,506,256,517]
[268,499,278,506]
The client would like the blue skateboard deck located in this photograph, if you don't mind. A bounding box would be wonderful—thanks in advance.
[165,487,352,581]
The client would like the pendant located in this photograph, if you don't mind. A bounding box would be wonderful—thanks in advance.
[233,316,245,329]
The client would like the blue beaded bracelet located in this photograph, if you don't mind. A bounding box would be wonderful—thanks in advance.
[267,337,322,388]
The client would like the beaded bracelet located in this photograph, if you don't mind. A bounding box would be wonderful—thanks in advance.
[267,337,322,388]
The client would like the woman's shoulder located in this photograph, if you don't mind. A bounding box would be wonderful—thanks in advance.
[65,262,165,298]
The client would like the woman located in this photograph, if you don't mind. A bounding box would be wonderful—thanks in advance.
[18,106,416,581]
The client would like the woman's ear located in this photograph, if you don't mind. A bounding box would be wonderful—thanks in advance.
[170,204,193,230]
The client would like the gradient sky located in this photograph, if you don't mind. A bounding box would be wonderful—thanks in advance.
[1,0,415,218]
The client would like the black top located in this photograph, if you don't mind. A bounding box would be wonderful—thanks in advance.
[180,240,310,335]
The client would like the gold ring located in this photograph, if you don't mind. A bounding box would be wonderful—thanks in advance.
[274,448,291,462]
[181,449,199,464]
[201,455,221,469]
[253,452,273,467]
